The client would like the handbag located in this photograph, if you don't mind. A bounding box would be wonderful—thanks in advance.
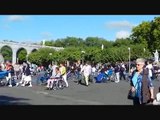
[127,89,136,100]
[127,81,138,100]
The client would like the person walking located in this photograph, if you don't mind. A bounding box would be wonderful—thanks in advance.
[81,61,92,86]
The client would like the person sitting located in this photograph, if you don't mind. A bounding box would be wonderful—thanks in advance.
[46,67,61,90]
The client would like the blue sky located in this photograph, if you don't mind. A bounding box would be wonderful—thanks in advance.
[0,15,159,43]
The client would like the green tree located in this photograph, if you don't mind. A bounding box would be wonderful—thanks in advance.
[63,37,84,47]
[43,40,54,46]
[113,38,133,47]
[131,17,160,52]
[28,48,56,67]
[131,21,151,48]
[1,46,12,62]
[54,39,66,47]
[85,37,100,47]
[17,49,27,63]
[150,17,160,51]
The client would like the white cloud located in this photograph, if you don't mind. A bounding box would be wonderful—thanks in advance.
[41,32,53,39]
[116,30,130,39]
[7,15,26,22]
[106,20,135,29]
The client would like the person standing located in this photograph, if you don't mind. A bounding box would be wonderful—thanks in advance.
[114,63,120,83]
[13,63,20,80]
[146,60,154,80]
[17,61,32,87]
[21,61,32,87]
[130,58,154,105]
[5,61,15,87]
[60,62,68,87]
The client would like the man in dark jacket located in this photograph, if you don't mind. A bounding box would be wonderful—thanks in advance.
[16,61,32,87]
[21,61,32,87]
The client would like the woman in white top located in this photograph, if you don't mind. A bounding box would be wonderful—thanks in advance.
[146,61,153,80]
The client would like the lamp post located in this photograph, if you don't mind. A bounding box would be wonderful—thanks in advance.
[101,44,104,63]
[143,48,146,58]
[49,53,52,65]
[128,47,130,74]
[81,50,85,65]
[143,48,146,52]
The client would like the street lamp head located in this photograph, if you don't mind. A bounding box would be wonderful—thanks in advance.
[144,48,146,52]
[49,53,52,55]
[81,51,85,53]
[128,47,130,50]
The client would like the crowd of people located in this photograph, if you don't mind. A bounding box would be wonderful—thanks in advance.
[1,58,160,105]
[0,60,33,87]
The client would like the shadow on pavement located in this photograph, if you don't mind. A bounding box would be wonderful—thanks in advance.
[0,95,30,105]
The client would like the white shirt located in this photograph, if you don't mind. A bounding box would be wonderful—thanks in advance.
[92,67,96,73]
[146,64,153,77]
[52,65,58,77]
[81,64,92,76]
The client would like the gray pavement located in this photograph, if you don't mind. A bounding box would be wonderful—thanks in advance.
[0,76,160,105]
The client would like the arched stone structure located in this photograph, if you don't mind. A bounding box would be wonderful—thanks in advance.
[0,41,64,64]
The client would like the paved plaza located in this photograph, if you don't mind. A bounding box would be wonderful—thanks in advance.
[0,76,160,105]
